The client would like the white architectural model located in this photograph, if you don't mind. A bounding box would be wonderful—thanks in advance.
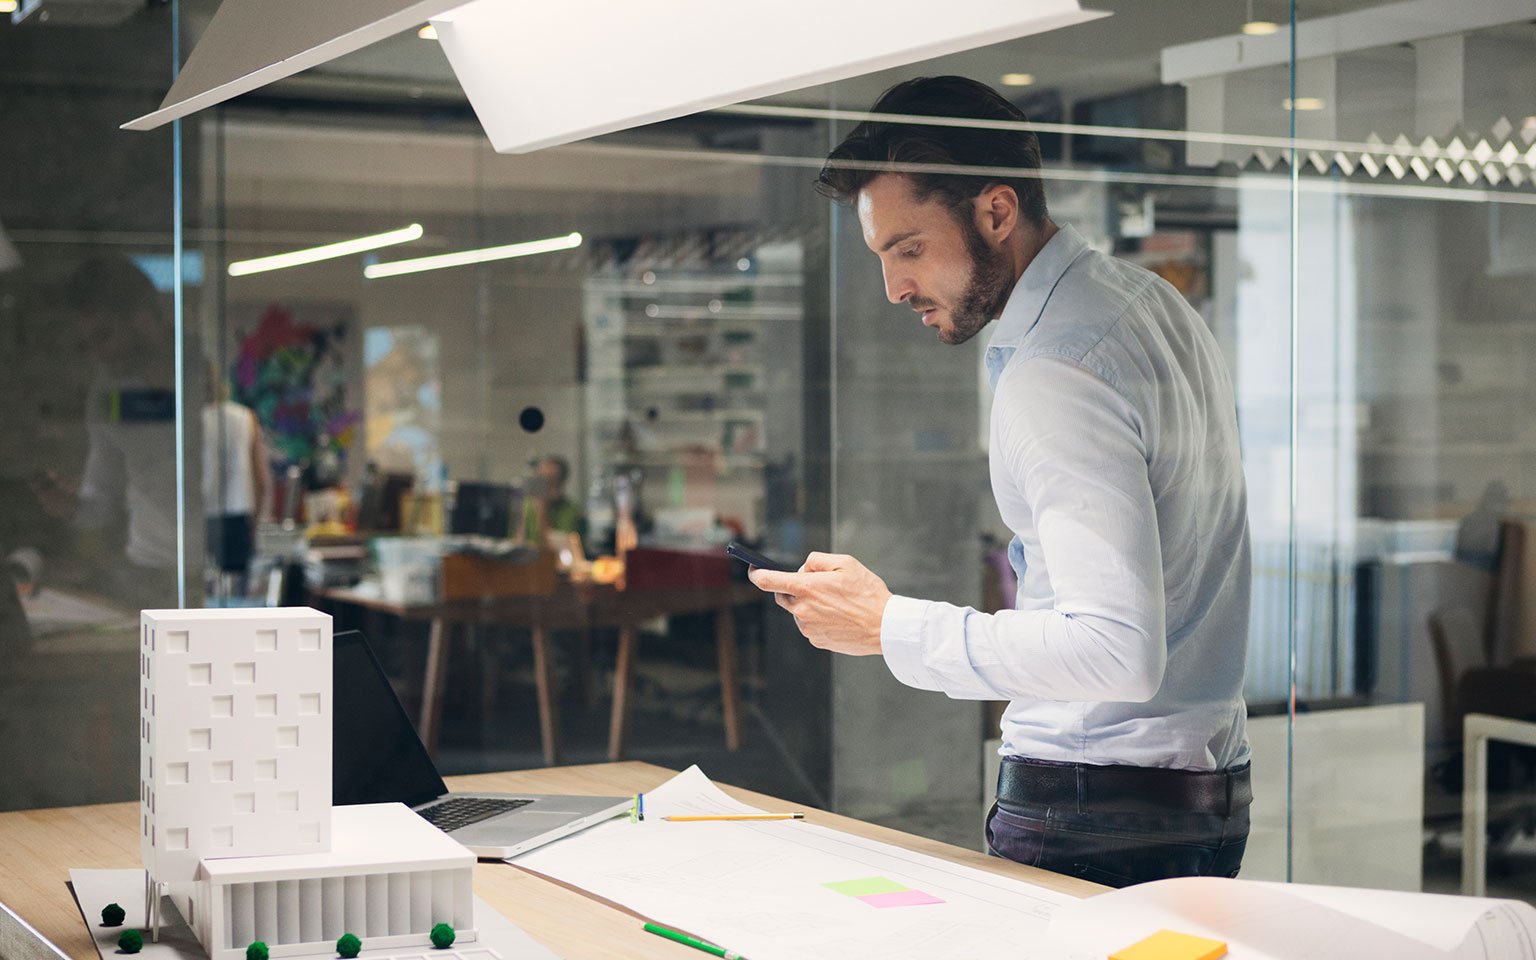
[140,608,477,960]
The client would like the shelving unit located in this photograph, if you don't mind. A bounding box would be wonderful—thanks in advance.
[583,249,802,540]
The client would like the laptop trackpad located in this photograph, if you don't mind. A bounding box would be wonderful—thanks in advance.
[457,810,582,840]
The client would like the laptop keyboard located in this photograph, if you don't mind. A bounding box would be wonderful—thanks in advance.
[417,796,534,832]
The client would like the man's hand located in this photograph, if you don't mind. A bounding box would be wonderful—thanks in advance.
[747,552,892,656]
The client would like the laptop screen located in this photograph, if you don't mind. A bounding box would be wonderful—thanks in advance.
[333,629,449,808]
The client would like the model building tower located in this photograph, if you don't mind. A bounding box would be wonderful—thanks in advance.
[140,608,334,889]
[141,608,478,960]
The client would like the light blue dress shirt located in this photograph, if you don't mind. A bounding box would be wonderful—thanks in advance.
[880,224,1252,771]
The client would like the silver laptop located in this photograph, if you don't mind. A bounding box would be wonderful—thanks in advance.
[332,629,629,859]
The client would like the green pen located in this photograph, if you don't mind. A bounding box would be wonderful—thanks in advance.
[642,922,747,960]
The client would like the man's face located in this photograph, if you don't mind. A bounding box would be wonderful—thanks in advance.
[537,460,565,497]
[856,174,1014,346]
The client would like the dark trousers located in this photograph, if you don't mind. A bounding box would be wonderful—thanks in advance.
[206,513,255,574]
[985,756,1252,889]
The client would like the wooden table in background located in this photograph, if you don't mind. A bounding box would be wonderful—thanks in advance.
[315,582,766,765]
[0,762,1103,960]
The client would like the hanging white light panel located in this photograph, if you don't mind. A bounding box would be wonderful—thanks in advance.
[122,0,467,131]
[432,0,1105,154]
[125,0,1105,153]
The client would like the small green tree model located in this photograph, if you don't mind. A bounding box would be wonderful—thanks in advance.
[101,903,126,927]
[246,941,269,960]
[117,930,143,954]
[429,923,455,949]
[336,933,362,958]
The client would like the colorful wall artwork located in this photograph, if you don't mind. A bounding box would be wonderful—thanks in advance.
[230,303,360,473]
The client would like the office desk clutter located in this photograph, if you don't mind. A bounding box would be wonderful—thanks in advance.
[65,607,554,960]
[48,606,1536,960]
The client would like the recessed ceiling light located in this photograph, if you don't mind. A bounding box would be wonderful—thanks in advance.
[417,24,438,40]
[1242,20,1279,35]
[1283,97,1325,111]
[0,0,17,13]
[1001,73,1036,87]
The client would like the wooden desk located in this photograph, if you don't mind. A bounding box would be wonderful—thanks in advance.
[315,582,767,765]
[0,762,1102,960]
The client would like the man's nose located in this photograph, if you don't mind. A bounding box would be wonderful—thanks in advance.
[882,265,912,305]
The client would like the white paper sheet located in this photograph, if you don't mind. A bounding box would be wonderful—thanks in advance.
[1042,876,1536,960]
[511,766,1074,960]
[68,869,560,960]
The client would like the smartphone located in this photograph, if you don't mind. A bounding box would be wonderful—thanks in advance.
[725,541,798,573]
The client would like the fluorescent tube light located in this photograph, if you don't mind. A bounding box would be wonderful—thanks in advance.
[364,232,582,279]
[0,0,18,13]
[1283,97,1325,111]
[227,223,423,277]
[1000,73,1036,86]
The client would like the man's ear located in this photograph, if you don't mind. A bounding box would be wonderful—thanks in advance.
[976,184,1020,242]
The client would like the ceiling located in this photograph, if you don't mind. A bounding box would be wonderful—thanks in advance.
[268,0,1399,110]
[202,0,1536,238]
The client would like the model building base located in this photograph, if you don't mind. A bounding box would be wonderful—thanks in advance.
[69,870,559,960]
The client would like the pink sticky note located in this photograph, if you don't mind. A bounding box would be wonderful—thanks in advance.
[856,889,946,908]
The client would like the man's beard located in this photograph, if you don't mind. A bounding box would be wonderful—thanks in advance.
[939,216,1014,346]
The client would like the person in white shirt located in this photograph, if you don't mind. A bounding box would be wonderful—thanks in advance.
[203,362,268,595]
[34,256,180,610]
[746,76,1252,887]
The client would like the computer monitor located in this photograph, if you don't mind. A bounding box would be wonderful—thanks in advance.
[356,471,414,532]
[448,481,520,538]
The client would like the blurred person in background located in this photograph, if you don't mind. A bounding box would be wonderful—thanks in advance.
[523,455,586,546]
[203,358,268,597]
[32,255,179,609]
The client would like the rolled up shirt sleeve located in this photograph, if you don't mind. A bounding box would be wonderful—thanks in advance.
[879,356,1168,704]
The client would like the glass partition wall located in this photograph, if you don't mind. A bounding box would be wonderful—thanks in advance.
[9,0,1536,912]
[0,3,186,809]
[1286,11,1536,899]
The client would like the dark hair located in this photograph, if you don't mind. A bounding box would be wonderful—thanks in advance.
[816,76,1048,227]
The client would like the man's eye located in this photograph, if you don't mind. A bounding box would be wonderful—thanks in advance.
[901,246,921,258]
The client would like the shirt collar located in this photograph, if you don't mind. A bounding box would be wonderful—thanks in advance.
[983,223,1092,389]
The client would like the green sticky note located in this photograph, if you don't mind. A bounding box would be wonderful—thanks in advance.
[823,877,909,897]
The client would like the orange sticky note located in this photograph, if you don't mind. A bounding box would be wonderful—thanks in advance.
[1109,929,1228,960]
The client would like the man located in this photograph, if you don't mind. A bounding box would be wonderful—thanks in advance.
[746,76,1252,887]
[523,456,586,545]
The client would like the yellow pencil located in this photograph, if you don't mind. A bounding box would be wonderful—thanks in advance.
[662,813,805,822]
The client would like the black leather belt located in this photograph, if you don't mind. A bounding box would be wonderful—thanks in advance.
[997,757,1252,817]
